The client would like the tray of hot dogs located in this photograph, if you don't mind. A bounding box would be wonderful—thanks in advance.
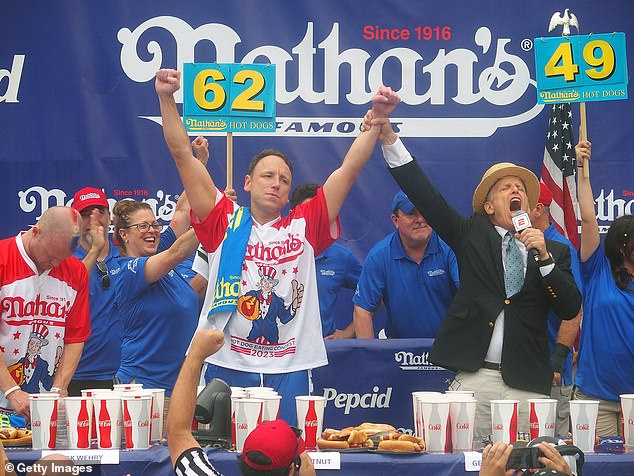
[317,423,425,454]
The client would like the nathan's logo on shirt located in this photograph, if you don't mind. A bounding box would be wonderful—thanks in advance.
[246,233,304,264]
[394,350,447,371]
[214,276,242,302]
[1,296,72,319]
[427,268,447,277]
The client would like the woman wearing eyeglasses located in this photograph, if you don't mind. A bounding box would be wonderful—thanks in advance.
[112,195,201,425]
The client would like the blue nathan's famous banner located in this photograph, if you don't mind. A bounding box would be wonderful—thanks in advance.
[1,2,632,253]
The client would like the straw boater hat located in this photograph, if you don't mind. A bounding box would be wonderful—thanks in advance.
[472,162,540,214]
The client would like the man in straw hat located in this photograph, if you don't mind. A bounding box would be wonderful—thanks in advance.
[362,110,581,437]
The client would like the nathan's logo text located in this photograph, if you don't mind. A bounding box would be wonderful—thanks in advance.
[1,296,70,319]
[118,18,540,137]
[394,350,446,371]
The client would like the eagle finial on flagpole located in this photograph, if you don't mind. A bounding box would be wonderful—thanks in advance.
[547,8,588,176]
[548,8,579,37]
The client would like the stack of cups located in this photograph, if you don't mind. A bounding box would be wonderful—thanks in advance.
[81,388,110,446]
[93,391,123,449]
[230,387,247,449]
[144,388,166,443]
[234,398,264,452]
[417,395,451,453]
[29,393,60,450]
[113,383,144,393]
[411,392,442,439]
[248,388,281,422]
[121,391,153,450]
[621,394,634,449]
[490,400,519,443]
[296,396,326,451]
[445,391,477,452]
[527,398,557,439]
[64,396,92,449]
[569,400,599,453]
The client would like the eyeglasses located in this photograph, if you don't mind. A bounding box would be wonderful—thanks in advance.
[96,260,110,289]
[124,222,163,232]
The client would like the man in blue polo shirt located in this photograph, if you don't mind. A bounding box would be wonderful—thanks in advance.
[289,183,362,339]
[529,182,583,436]
[68,187,122,395]
[353,191,459,338]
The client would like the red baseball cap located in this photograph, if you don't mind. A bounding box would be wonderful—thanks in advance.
[538,183,553,206]
[72,187,108,212]
[242,420,306,471]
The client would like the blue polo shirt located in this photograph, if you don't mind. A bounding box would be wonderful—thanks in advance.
[315,242,362,337]
[353,230,459,338]
[73,240,122,380]
[115,228,199,395]
[575,243,634,401]
[544,223,583,386]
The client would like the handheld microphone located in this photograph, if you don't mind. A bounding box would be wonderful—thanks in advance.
[511,211,540,262]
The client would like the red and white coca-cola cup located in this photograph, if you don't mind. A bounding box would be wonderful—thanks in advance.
[528,398,557,439]
[64,396,92,449]
[234,398,263,453]
[121,393,152,450]
[94,393,123,449]
[255,394,282,422]
[295,395,326,451]
[620,394,634,448]
[569,400,599,453]
[490,400,519,444]
[144,388,165,442]
[81,389,111,443]
[419,398,451,453]
[411,392,442,438]
[113,383,144,392]
[449,398,477,452]
[29,393,60,450]
[230,392,247,449]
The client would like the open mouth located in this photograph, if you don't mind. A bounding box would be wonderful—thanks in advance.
[510,198,521,212]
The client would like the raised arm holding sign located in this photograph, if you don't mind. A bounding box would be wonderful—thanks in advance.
[155,67,400,423]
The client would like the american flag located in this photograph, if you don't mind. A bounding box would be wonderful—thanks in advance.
[540,103,579,248]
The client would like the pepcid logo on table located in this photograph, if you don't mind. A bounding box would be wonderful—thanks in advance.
[323,386,392,415]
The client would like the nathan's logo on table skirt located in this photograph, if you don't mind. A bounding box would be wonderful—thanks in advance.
[322,386,392,415]
[394,351,446,371]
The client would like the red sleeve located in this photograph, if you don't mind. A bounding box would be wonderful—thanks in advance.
[291,187,340,256]
[190,193,235,252]
[63,259,91,344]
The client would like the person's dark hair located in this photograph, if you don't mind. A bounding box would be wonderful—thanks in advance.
[112,199,153,254]
[237,453,290,476]
[289,183,320,209]
[247,148,293,176]
[604,213,634,292]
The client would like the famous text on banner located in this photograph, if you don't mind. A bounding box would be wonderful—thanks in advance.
[534,32,628,104]
[183,63,276,133]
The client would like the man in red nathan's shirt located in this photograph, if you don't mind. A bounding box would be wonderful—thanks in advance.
[0,206,92,419]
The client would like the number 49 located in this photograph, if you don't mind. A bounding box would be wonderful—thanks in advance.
[545,39,615,82]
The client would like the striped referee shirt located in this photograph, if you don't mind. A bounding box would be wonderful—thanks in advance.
[175,447,223,476]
